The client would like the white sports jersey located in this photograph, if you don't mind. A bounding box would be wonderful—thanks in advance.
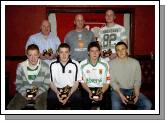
[80,58,110,87]
[98,24,127,53]
[50,58,82,88]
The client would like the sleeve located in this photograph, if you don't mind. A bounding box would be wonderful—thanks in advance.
[109,63,120,91]
[50,63,54,82]
[90,31,96,42]
[79,62,86,83]
[25,35,34,49]
[64,33,69,44]
[76,62,82,82]
[134,61,142,88]
[37,65,51,95]
[105,62,111,84]
[53,36,61,54]
[15,64,30,96]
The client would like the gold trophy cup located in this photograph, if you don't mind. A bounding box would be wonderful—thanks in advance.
[43,48,53,56]
[59,85,71,100]
[26,86,38,99]
[103,49,112,57]
[91,87,103,101]
[125,94,136,105]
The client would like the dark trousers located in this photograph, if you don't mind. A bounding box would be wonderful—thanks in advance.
[81,87,111,110]
[7,92,47,110]
[47,89,82,110]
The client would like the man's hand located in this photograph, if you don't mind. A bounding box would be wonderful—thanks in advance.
[92,94,103,102]
[120,93,128,105]
[61,96,70,105]
[56,91,64,103]
[134,95,139,104]
[88,91,93,100]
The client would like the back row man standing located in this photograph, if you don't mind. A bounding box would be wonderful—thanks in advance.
[64,14,96,62]
[98,9,128,61]
[26,20,60,66]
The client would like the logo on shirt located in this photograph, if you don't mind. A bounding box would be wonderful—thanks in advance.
[86,78,102,84]
[86,70,90,73]
[68,70,72,73]
[78,40,85,48]
[77,34,85,48]
[99,69,103,74]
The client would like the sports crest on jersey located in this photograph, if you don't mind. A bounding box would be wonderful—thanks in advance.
[68,70,72,73]
[86,70,90,73]
[99,69,103,74]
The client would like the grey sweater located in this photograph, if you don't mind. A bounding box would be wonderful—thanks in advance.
[109,57,141,90]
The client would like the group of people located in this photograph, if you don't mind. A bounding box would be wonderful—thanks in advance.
[7,10,152,110]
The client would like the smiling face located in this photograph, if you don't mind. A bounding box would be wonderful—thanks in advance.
[27,49,40,66]
[115,44,128,59]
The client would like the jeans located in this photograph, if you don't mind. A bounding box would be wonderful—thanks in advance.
[111,88,152,110]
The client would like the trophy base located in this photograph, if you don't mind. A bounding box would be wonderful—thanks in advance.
[93,96,99,99]
[127,101,134,105]
[27,95,33,98]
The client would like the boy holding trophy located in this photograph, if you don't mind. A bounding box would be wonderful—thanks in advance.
[80,42,111,109]
[7,44,51,110]
[48,43,82,109]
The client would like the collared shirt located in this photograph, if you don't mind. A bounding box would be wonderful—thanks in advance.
[50,58,82,88]
[80,58,111,87]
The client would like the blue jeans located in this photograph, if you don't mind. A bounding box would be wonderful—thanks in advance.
[111,89,152,110]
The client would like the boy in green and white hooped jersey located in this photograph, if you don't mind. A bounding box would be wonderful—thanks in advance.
[7,44,50,110]
[80,41,111,110]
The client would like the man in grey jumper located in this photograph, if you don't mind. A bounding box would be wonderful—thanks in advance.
[7,44,50,110]
[109,42,152,110]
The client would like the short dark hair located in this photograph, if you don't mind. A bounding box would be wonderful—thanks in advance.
[26,44,39,54]
[88,41,101,51]
[58,43,71,52]
[115,41,128,50]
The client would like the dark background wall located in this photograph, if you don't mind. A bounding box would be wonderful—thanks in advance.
[5,5,155,96]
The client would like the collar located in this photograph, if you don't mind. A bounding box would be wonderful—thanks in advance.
[88,57,100,67]
[56,58,73,73]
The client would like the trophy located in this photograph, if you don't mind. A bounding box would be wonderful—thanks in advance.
[91,87,103,101]
[59,85,71,100]
[125,94,136,105]
[26,86,38,99]
[102,49,112,57]
[43,48,53,56]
